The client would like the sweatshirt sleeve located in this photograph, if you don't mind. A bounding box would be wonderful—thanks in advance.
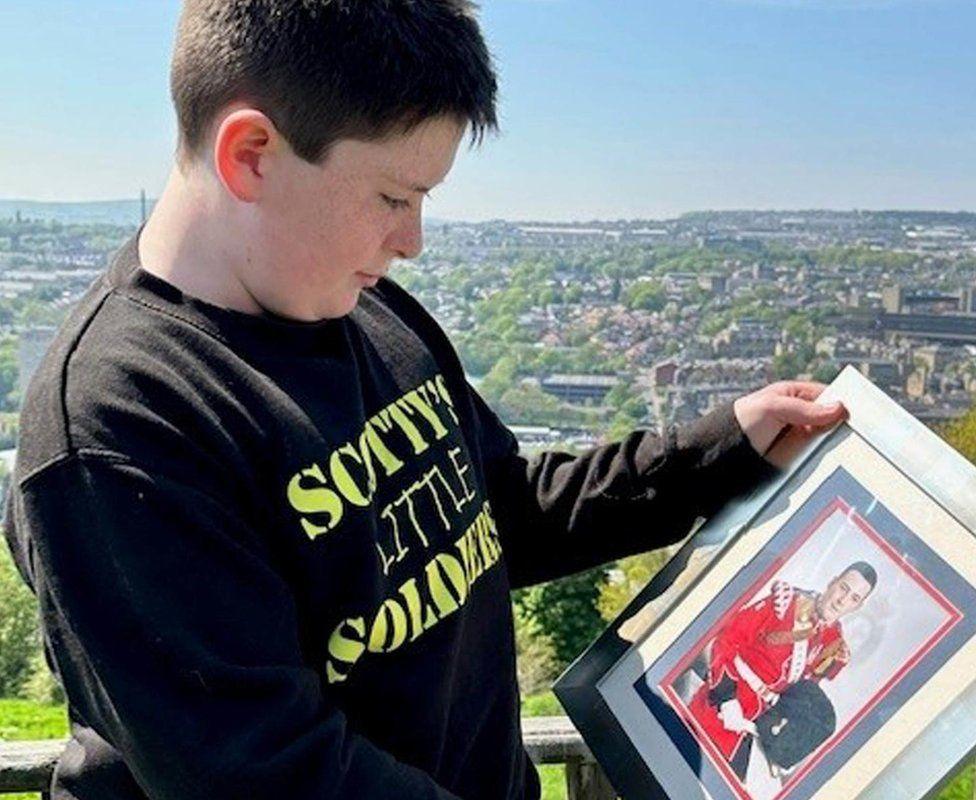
[7,453,461,800]
[467,388,779,588]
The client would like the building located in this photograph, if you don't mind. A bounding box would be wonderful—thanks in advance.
[697,273,728,294]
[880,313,976,345]
[652,359,679,387]
[855,359,901,389]
[914,344,955,374]
[712,319,780,359]
[539,374,619,405]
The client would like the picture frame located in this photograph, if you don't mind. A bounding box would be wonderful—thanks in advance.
[554,366,976,800]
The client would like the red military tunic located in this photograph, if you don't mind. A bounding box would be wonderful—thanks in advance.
[687,581,849,761]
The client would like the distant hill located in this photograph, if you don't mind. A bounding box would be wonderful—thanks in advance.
[0,199,152,227]
[2,201,973,229]
[0,200,452,229]
[677,209,976,226]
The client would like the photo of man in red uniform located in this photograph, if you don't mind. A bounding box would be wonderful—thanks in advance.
[686,561,877,781]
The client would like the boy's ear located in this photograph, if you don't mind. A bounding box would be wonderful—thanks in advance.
[213,109,278,202]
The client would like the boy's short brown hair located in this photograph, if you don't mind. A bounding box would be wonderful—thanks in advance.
[171,0,498,163]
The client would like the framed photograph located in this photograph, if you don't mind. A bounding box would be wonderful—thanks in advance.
[555,366,976,800]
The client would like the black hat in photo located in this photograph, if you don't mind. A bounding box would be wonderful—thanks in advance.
[756,680,837,771]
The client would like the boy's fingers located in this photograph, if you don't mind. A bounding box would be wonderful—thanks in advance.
[771,396,847,427]
[788,381,828,401]
[769,380,827,401]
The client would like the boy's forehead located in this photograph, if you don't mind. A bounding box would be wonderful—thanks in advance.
[346,116,466,184]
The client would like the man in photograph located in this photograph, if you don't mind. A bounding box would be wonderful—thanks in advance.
[687,562,877,779]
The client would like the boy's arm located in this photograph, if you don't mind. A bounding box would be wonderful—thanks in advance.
[376,281,843,590]
[469,387,778,588]
[6,454,461,800]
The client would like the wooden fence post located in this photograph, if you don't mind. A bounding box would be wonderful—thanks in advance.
[565,755,616,800]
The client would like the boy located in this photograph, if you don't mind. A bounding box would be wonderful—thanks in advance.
[3,2,845,798]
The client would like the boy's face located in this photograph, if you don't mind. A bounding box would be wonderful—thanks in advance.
[248,115,465,321]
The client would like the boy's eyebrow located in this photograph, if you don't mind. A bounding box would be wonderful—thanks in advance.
[381,171,435,195]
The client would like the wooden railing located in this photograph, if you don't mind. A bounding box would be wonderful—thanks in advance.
[0,739,61,798]
[0,716,616,800]
[522,716,616,799]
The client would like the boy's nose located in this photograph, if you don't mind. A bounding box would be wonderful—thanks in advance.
[388,213,424,260]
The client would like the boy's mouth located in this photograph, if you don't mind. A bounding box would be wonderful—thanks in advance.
[356,272,383,287]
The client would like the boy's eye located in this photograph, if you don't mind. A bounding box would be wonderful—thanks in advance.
[381,193,411,211]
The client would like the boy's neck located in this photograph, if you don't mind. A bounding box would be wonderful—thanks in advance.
[138,167,264,316]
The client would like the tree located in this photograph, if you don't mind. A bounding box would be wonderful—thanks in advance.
[811,361,840,384]
[478,355,519,407]
[772,352,802,380]
[937,406,976,798]
[940,406,976,463]
[514,567,608,670]
[0,337,18,410]
[22,650,65,704]
[624,280,665,312]
[0,537,40,697]
[597,550,672,622]
[455,332,507,377]
[513,604,559,696]
[496,384,564,426]
[603,412,636,443]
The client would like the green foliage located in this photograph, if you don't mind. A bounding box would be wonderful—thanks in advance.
[0,337,18,410]
[814,245,918,272]
[772,351,803,381]
[454,331,507,376]
[0,412,18,448]
[604,412,639,443]
[623,280,665,311]
[932,415,976,799]
[478,355,519,407]
[514,567,607,670]
[604,378,643,416]
[783,313,814,342]
[514,603,560,697]
[22,651,65,705]
[0,544,40,697]
[698,312,732,337]
[520,690,563,718]
[939,765,973,800]
[810,360,840,384]
[597,550,672,622]
[496,384,563,426]
[0,698,68,740]
[15,298,68,328]
[939,405,976,463]
[603,380,646,441]
[536,766,568,800]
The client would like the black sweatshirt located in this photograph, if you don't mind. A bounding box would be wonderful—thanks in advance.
[4,235,776,800]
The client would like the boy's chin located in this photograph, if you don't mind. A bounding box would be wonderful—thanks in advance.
[268,291,360,322]
[319,288,364,320]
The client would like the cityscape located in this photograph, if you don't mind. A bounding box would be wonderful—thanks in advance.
[2,205,976,458]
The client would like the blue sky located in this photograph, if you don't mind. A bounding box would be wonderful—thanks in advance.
[0,0,972,220]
